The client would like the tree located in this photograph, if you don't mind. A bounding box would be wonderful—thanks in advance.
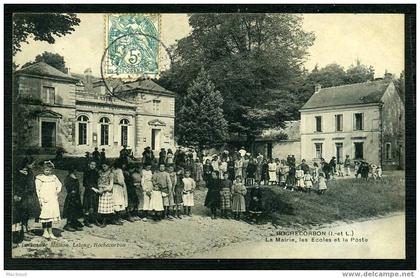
[13,13,80,56]
[22,51,67,72]
[307,63,347,88]
[159,14,315,142]
[345,59,375,84]
[176,69,228,149]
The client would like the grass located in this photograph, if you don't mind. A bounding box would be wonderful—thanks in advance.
[261,172,405,227]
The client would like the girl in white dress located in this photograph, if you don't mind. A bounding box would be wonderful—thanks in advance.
[268,159,277,185]
[182,170,196,216]
[35,161,62,239]
[318,172,328,194]
[304,172,313,192]
[112,160,128,224]
[141,164,153,221]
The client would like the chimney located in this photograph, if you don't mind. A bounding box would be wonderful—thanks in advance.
[314,83,322,93]
[63,67,70,75]
[384,71,393,82]
[84,68,93,91]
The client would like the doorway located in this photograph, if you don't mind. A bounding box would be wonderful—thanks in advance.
[151,129,161,151]
[41,121,56,148]
[335,143,343,163]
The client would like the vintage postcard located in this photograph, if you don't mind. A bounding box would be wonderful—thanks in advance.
[5,5,414,268]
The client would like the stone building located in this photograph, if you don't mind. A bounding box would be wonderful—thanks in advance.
[300,76,405,169]
[14,62,176,157]
[254,121,301,161]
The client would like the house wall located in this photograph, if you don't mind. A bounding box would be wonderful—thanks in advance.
[273,141,301,162]
[380,82,405,169]
[300,104,381,165]
[15,75,176,158]
[16,75,77,152]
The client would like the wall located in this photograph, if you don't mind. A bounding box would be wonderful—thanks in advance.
[15,75,76,153]
[380,82,405,169]
[300,104,381,164]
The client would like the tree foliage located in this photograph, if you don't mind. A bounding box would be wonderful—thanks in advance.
[22,51,67,72]
[176,69,228,149]
[13,13,80,56]
[159,14,315,142]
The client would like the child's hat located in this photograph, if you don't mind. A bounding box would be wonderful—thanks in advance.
[43,160,55,169]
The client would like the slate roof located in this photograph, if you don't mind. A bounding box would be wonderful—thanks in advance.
[301,80,391,110]
[16,62,79,82]
[117,79,174,95]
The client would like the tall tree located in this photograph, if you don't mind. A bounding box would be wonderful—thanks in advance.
[345,59,375,84]
[176,69,228,149]
[159,13,315,142]
[22,51,67,72]
[13,13,80,56]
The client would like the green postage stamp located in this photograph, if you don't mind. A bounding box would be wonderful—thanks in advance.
[104,14,161,79]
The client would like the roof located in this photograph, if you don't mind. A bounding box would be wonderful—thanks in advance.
[16,62,79,82]
[259,120,301,141]
[117,79,174,95]
[301,80,391,110]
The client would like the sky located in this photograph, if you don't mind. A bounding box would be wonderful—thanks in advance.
[14,13,405,78]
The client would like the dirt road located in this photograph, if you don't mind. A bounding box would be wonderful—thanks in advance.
[12,187,405,259]
[194,213,405,259]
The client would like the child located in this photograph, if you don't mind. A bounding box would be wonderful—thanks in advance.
[261,159,269,186]
[124,163,138,221]
[131,164,143,219]
[82,161,99,227]
[112,160,128,224]
[141,164,153,221]
[377,166,383,179]
[194,159,204,188]
[295,167,305,191]
[13,156,39,242]
[173,168,184,218]
[304,172,313,193]
[248,183,263,224]
[279,161,288,188]
[205,171,221,219]
[234,157,243,179]
[63,165,84,232]
[318,172,327,194]
[149,165,165,221]
[152,163,172,220]
[268,159,277,186]
[219,158,228,179]
[167,165,177,218]
[336,162,344,177]
[231,176,247,220]
[35,161,62,239]
[97,161,115,227]
[371,164,378,180]
[354,161,360,178]
[219,172,232,218]
[285,166,296,191]
[182,169,196,217]
[203,159,214,186]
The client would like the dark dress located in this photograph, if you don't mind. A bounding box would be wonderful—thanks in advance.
[204,178,221,209]
[173,175,184,205]
[203,164,213,184]
[227,161,235,181]
[261,163,269,181]
[63,175,84,220]
[124,169,139,210]
[286,167,296,187]
[82,169,99,213]
[248,187,263,214]
[13,169,40,224]
[247,163,257,179]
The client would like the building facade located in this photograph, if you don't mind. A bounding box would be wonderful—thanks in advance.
[14,62,176,157]
[300,77,405,170]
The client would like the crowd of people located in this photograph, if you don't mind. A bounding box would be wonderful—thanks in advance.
[13,145,382,243]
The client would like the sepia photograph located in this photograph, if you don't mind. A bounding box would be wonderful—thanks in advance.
[4,4,415,269]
